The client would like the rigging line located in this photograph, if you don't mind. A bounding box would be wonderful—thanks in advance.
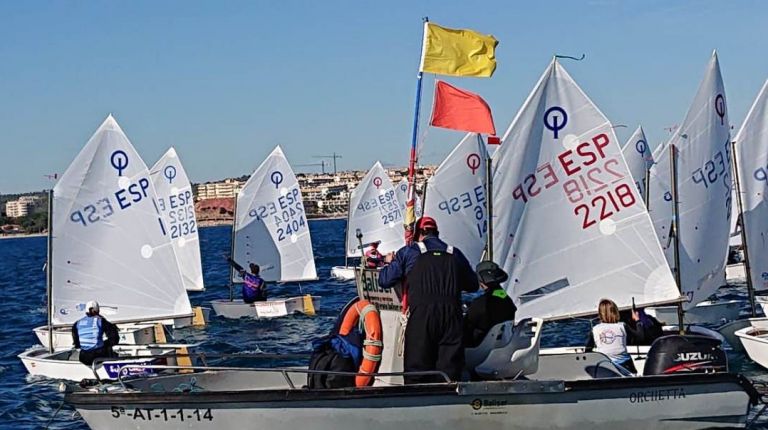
[554,53,586,61]
[44,399,65,429]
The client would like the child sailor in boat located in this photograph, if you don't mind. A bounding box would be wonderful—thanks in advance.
[239,263,268,303]
[72,301,119,366]
[587,299,641,373]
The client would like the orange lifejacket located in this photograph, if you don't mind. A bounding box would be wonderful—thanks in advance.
[338,300,383,387]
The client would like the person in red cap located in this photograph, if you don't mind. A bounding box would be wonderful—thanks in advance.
[379,216,478,384]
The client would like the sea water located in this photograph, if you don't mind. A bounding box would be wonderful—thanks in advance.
[0,219,765,428]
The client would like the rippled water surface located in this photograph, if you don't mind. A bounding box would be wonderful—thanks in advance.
[1,219,767,428]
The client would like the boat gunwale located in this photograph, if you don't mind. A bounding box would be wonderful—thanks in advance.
[65,372,757,407]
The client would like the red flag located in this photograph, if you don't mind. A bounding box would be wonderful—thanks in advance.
[487,135,501,145]
[429,80,495,135]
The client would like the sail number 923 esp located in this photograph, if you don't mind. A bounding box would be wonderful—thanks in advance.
[110,406,213,422]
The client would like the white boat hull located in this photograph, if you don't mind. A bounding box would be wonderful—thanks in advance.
[210,296,318,319]
[67,373,754,430]
[331,266,356,281]
[735,317,768,369]
[18,345,187,381]
[648,300,741,326]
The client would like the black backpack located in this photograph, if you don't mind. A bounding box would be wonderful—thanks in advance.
[307,298,363,389]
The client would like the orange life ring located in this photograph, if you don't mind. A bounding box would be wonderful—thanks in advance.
[338,299,383,387]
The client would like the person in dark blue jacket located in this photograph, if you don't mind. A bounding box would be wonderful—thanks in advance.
[379,216,479,384]
[72,300,119,366]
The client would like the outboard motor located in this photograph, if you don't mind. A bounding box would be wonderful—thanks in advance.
[643,335,727,375]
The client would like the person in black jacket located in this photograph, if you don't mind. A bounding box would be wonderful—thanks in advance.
[379,216,479,384]
[463,261,517,348]
[72,300,120,366]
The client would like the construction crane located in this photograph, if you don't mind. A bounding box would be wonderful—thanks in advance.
[295,161,326,174]
[43,173,59,181]
[313,152,342,175]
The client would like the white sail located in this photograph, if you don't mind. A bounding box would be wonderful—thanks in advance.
[423,133,488,265]
[735,79,768,290]
[621,126,653,201]
[647,141,676,270]
[150,147,205,291]
[346,162,404,257]
[394,179,422,219]
[491,59,680,320]
[233,146,317,283]
[648,52,732,308]
[52,116,192,325]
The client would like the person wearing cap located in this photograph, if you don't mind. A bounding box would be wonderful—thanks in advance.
[379,216,479,384]
[463,261,517,348]
[72,300,120,366]
[364,241,384,269]
[239,263,267,303]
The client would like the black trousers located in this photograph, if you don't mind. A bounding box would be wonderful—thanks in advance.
[78,339,117,366]
[404,304,464,384]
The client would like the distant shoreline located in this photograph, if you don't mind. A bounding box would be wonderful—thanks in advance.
[199,214,346,229]
[0,233,45,240]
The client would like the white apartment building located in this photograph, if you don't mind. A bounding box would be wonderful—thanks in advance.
[5,196,38,218]
[195,179,244,200]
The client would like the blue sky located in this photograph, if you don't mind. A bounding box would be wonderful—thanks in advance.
[1,1,767,193]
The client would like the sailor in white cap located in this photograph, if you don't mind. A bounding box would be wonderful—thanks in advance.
[71,300,120,366]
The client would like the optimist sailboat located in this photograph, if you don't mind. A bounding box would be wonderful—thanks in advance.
[723,78,768,365]
[490,58,681,320]
[645,52,741,325]
[423,133,488,265]
[64,58,758,430]
[150,147,205,292]
[330,162,405,280]
[20,116,195,380]
[210,146,318,319]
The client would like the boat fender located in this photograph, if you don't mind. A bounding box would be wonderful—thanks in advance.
[339,299,383,387]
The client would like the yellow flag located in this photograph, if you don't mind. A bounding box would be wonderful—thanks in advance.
[420,22,498,78]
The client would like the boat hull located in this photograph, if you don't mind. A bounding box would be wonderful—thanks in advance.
[331,266,356,281]
[735,317,768,369]
[67,374,754,430]
[19,345,190,381]
[210,296,318,319]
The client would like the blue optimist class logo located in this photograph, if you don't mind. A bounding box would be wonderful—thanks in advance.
[270,171,283,189]
[543,106,568,139]
[164,165,177,184]
[715,94,725,126]
[110,150,129,176]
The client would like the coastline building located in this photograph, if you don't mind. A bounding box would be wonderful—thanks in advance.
[5,195,40,218]
[195,179,245,200]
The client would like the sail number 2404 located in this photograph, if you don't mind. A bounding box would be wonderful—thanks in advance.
[110,406,213,422]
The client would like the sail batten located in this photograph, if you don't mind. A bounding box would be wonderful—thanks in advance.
[233,146,317,283]
[52,116,192,325]
[150,147,205,292]
[491,59,680,320]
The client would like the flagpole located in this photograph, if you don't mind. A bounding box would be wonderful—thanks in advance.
[405,17,429,244]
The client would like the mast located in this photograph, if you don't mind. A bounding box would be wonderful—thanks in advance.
[732,140,757,316]
[483,134,493,262]
[228,191,239,302]
[404,17,429,244]
[643,162,651,208]
[669,144,685,333]
[344,194,350,268]
[46,189,53,353]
